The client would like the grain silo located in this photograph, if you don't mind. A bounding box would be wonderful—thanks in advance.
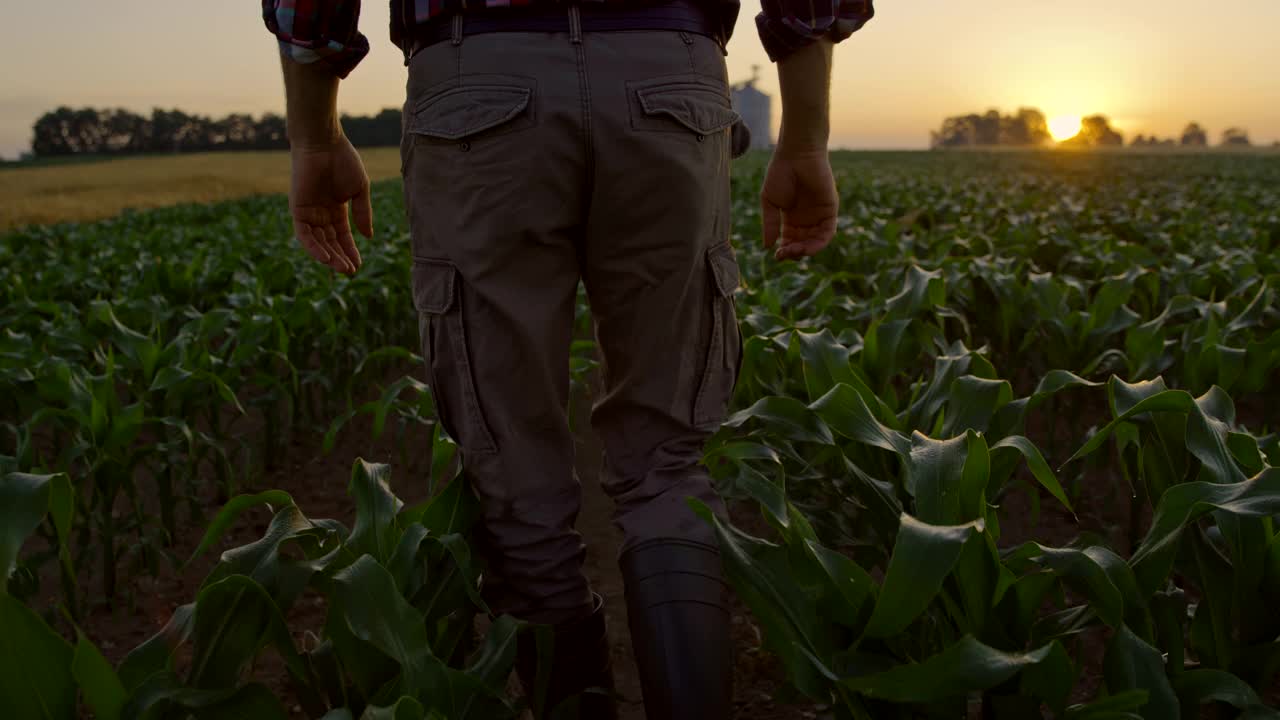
[731,66,773,151]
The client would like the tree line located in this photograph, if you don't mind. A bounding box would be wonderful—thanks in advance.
[930,109,1054,148]
[931,109,1260,149]
[1129,123,1254,148]
[30,107,403,157]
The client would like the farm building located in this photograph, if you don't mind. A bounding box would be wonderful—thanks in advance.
[731,67,773,151]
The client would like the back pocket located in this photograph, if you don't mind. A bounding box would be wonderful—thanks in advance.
[408,77,537,146]
[628,75,741,139]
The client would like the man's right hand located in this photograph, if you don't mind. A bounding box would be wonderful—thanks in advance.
[289,136,371,276]
[761,146,839,261]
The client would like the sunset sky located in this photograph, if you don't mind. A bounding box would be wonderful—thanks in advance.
[2,0,1277,158]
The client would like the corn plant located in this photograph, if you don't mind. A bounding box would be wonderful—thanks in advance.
[0,188,427,607]
[701,152,1280,718]
[700,364,1280,718]
[1,461,534,720]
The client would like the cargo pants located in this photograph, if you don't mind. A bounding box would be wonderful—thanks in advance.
[401,28,742,625]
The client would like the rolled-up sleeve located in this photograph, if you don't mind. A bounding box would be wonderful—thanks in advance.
[756,0,874,62]
[263,0,370,79]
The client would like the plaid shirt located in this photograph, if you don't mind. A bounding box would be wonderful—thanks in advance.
[263,0,873,78]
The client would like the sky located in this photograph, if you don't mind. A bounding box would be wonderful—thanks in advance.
[2,0,1278,158]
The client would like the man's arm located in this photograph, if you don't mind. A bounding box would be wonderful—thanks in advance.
[281,58,370,275]
[265,0,373,275]
[777,41,834,152]
[761,41,838,261]
[757,0,873,260]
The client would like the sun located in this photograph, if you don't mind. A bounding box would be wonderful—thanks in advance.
[1048,115,1082,142]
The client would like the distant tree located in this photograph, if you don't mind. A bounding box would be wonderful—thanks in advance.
[1180,122,1208,146]
[1062,115,1123,147]
[30,107,127,155]
[1221,127,1251,147]
[217,113,260,149]
[930,107,1051,148]
[999,108,1051,146]
[1022,108,1053,145]
[341,108,402,148]
[254,113,288,150]
[31,107,77,155]
[1131,134,1176,148]
[976,109,1001,145]
[931,114,978,147]
[147,108,208,152]
[102,109,149,153]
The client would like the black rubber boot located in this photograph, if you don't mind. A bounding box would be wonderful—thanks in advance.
[620,539,733,720]
[515,593,618,720]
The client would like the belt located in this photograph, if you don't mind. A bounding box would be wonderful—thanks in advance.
[407,0,725,59]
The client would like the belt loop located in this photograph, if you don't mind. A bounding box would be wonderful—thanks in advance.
[568,5,582,44]
[451,14,463,45]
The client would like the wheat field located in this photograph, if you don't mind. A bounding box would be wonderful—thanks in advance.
[0,148,403,231]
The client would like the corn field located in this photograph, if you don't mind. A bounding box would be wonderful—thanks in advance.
[2,150,1280,718]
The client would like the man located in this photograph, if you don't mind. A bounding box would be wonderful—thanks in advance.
[264,0,873,717]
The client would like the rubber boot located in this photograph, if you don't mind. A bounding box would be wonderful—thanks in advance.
[620,539,733,720]
[515,593,618,720]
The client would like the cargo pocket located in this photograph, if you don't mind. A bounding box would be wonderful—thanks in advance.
[409,81,535,145]
[693,241,743,429]
[412,258,498,455]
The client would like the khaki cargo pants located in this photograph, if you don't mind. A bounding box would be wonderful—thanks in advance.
[401,29,742,624]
